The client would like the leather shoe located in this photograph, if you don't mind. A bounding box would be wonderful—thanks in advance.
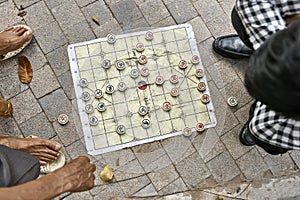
[213,34,253,59]
[239,123,255,146]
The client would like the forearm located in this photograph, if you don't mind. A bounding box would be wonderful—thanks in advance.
[0,136,11,147]
[0,173,69,200]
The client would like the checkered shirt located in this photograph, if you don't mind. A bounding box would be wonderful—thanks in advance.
[236,0,300,50]
[249,101,300,150]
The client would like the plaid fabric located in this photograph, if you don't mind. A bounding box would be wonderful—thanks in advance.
[236,0,300,50]
[249,101,300,150]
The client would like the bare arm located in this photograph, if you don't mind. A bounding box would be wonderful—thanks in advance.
[0,156,96,200]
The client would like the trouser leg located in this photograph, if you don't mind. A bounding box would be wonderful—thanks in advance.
[231,7,254,50]
[246,102,291,155]
[0,144,40,187]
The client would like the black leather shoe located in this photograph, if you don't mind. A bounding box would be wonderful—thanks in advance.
[213,34,253,59]
[239,123,255,146]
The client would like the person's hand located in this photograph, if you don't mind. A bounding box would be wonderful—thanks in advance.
[53,156,96,192]
[0,136,62,165]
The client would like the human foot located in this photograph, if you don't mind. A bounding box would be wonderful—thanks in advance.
[0,136,62,165]
[0,25,33,61]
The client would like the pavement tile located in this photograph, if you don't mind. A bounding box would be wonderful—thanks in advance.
[10,89,42,124]
[158,177,188,195]
[113,158,146,181]
[39,89,72,122]
[30,64,60,98]
[74,0,94,7]
[110,0,143,28]
[198,37,223,67]
[123,17,149,33]
[161,134,196,164]
[101,148,136,165]
[234,102,253,124]
[0,65,29,99]
[133,184,158,197]
[231,58,249,83]
[163,0,197,24]
[45,44,70,77]
[81,0,114,29]
[63,20,95,44]
[264,154,296,176]
[0,117,22,137]
[206,151,241,183]
[220,124,253,159]
[93,19,123,38]
[206,60,239,89]
[34,21,68,54]
[63,191,94,200]
[133,142,171,173]
[21,40,48,72]
[0,0,20,30]
[214,106,239,136]
[218,0,236,16]
[103,0,122,5]
[206,12,236,38]
[289,151,300,169]
[23,1,55,30]
[220,79,252,110]
[188,16,211,43]
[148,164,179,191]
[175,152,211,188]
[43,0,63,9]
[207,80,226,109]
[58,70,76,100]
[0,58,16,77]
[139,0,170,25]
[118,175,151,196]
[51,0,85,28]
[91,182,125,198]
[193,0,224,23]
[193,128,225,162]
[151,16,176,28]
[65,139,92,159]
[13,0,40,8]
[236,148,269,180]
[192,175,218,190]
[19,112,56,138]
[52,116,80,146]
[256,146,269,157]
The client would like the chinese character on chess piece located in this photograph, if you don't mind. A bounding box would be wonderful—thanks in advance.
[0,98,13,117]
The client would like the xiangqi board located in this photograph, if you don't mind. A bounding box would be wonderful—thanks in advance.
[68,24,217,155]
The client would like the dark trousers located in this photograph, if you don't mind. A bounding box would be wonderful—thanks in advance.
[231,7,254,50]
[0,145,40,187]
[247,102,291,155]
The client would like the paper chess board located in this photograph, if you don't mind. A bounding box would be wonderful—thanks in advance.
[68,24,217,155]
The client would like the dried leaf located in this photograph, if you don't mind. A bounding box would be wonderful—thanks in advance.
[100,165,114,183]
[18,56,32,84]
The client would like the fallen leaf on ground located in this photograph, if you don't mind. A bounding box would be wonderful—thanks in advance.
[18,56,32,84]
[100,165,114,183]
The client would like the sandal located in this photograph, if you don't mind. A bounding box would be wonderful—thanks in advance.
[0,25,33,61]
[26,135,66,174]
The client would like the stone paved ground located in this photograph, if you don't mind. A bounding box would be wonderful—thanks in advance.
[0,0,300,199]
